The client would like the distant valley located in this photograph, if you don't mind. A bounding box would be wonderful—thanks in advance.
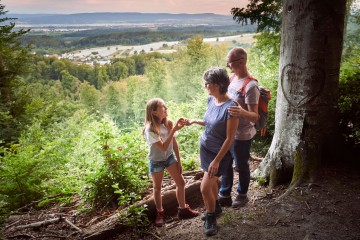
[10,12,256,57]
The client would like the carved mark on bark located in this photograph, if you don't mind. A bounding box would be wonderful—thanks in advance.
[281,64,325,108]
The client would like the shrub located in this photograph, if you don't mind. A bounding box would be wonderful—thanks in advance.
[339,62,360,151]
[84,129,149,207]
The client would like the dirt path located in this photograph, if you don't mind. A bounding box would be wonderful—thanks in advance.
[114,163,360,240]
[3,162,360,240]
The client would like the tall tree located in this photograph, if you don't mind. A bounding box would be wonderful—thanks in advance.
[145,59,167,99]
[0,2,30,145]
[254,0,347,187]
[170,36,212,102]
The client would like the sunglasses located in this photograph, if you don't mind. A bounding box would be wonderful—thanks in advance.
[226,58,243,68]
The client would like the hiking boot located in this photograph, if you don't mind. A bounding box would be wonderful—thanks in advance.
[203,212,217,236]
[232,194,249,209]
[201,200,222,221]
[218,194,232,207]
[178,204,199,219]
[155,209,165,227]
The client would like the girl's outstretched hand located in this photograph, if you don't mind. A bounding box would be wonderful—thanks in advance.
[174,118,185,130]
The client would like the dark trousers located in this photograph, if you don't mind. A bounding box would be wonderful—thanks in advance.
[219,139,252,196]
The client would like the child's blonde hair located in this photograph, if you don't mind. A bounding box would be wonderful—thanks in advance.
[143,98,172,136]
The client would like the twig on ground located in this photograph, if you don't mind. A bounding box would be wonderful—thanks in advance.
[85,216,104,227]
[14,216,63,230]
[5,219,21,229]
[274,218,280,225]
[67,232,79,239]
[64,218,83,233]
[308,183,321,188]
[305,201,310,209]
[166,221,180,230]
[141,231,162,240]
[7,234,35,239]
[36,235,66,239]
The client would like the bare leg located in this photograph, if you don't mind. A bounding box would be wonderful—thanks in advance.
[200,172,218,212]
[151,171,164,211]
[167,162,186,208]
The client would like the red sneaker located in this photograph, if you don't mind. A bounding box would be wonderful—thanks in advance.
[178,204,199,219]
[155,209,165,227]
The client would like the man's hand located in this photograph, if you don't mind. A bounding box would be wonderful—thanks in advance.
[228,105,243,117]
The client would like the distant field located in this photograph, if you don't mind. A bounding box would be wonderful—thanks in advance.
[61,33,257,64]
[205,33,256,49]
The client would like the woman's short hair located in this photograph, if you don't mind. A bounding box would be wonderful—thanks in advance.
[203,67,230,95]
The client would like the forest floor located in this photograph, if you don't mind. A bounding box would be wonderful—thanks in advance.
[2,157,360,240]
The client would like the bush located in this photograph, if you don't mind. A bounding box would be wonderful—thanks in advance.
[84,129,149,207]
[339,62,360,151]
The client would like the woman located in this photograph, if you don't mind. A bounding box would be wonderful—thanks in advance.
[185,67,239,236]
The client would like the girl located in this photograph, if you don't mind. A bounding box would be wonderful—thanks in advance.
[143,98,199,227]
[185,67,239,236]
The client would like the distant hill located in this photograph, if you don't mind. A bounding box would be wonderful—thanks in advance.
[8,12,238,26]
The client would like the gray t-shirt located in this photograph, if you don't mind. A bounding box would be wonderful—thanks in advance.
[144,124,177,162]
[228,75,260,140]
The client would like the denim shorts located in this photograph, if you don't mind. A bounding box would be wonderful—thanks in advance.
[149,154,177,174]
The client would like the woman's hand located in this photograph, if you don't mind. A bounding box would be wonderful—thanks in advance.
[208,160,219,178]
[182,118,193,126]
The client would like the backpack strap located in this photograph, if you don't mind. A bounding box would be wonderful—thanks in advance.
[239,75,257,95]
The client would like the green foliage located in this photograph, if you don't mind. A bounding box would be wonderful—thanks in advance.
[169,36,214,102]
[338,10,360,151]
[100,81,128,125]
[145,59,167,100]
[84,126,149,207]
[181,158,199,171]
[114,187,149,228]
[231,0,282,32]
[256,176,268,186]
[0,3,31,146]
[79,82,100,113]
[0,109,91,209]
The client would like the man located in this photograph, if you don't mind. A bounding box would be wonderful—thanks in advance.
[218,47,260,208]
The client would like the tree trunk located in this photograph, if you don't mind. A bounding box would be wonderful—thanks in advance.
[254,0,346,187]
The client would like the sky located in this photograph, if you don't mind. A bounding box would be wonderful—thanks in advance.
[2,0,249,15]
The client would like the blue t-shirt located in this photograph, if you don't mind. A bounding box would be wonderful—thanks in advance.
[200,97,236,153]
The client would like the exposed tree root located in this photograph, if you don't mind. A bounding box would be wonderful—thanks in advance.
[275,179,302,202]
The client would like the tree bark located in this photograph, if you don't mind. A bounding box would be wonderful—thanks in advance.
[254,0,346,187]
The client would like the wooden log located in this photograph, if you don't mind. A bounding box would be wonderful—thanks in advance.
[82,180,202,240]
